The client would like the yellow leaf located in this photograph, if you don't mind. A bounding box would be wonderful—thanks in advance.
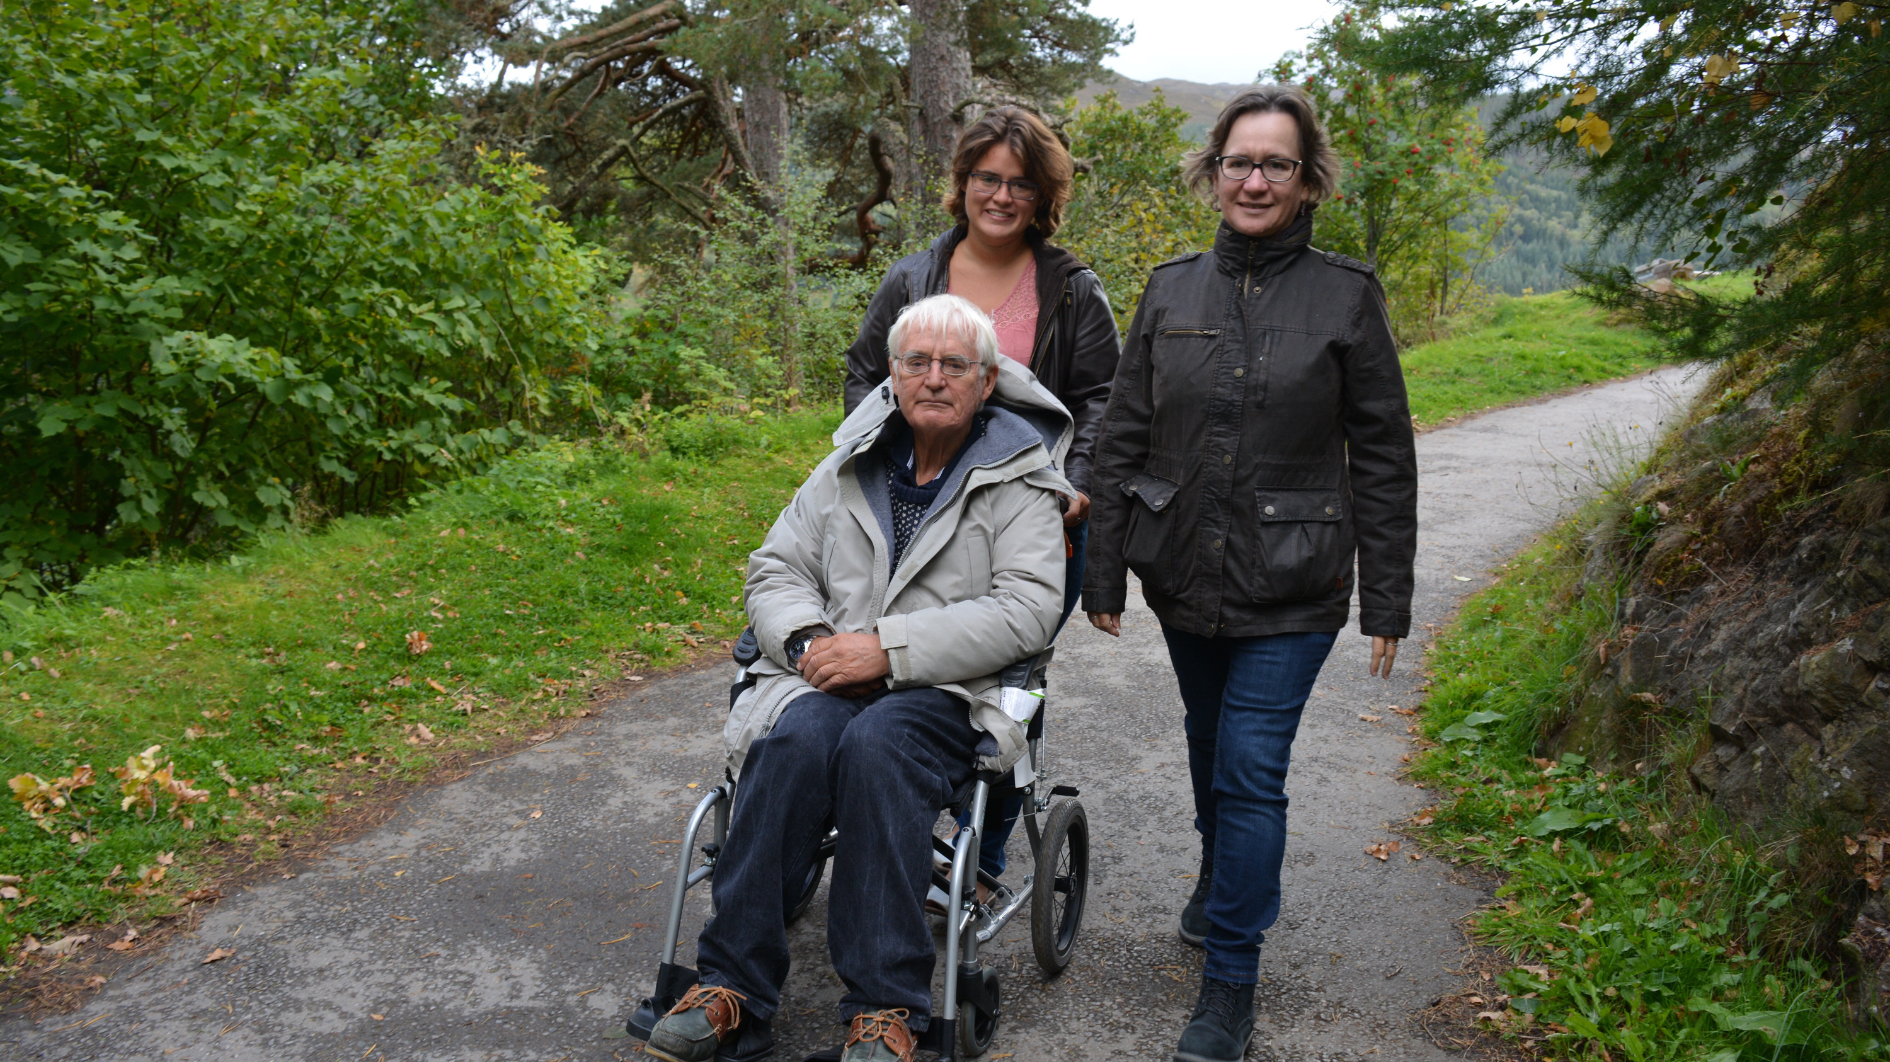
[1572,84,1598,106]
[1660,13,1678,30]
[1833,1,1860,25]
[1558,115,1579,132]
[1781,11,1800,28]
[1575,113,1613,156]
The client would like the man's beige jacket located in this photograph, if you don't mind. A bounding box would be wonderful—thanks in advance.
[726,357,1074,779]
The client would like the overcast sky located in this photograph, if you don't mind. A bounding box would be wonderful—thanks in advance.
[1083,0,1344,84]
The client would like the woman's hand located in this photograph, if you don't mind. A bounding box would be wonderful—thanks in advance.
[1369,636,1399,678]
[799,633,890,696]
[1088,612,1121,637]
[1062,490,1091,526]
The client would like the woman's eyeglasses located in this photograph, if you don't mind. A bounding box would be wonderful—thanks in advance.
[1214,155,1302,183]
[966,171,1040,202]
[895,353,977,377]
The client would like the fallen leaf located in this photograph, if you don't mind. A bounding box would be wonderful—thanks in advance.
[414,723,435,742]
[42,934,90,956]
[183,887,223,903]
[1358,713,1383,723]
[371,1014,384,1021]
[406,630,431,655]
[1365,842,1392,861]
[0,875,20,884]
[425,678,448,694]
[201,947,235,964]
[156,851,174,866]
[0,886,17,900]
[529,809,543,819]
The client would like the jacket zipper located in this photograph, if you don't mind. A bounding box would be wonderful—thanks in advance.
[1159,327,1222,337]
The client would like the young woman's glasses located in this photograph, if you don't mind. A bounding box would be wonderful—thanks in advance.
[1214,156,1302,183]
[966,172,1040,202]
[895,353,977,377]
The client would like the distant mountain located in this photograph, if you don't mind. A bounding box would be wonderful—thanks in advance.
[1074,72,1245,141]
[1076,73,1668,294]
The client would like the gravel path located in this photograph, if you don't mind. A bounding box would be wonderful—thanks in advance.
[0,368,1702,1062]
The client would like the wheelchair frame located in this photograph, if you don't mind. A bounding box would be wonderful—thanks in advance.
[627,650,1089,1060]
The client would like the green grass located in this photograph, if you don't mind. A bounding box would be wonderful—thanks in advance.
[1402,291,1668,427]
[1408,519,1886,1061]
[0,410,841,955]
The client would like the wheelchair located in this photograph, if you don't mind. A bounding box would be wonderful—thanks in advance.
[627,632,1091,1060]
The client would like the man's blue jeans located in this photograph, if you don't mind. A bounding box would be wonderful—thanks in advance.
[1160,625,1337,983]
[696,687,978,1030]
[960,519,1086,877]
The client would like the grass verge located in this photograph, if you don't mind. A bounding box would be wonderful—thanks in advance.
[1408,516,1886,1060]
[1402,290,1669,428]
[0,409,840,961]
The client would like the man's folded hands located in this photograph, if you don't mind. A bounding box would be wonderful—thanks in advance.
[798,632,891,698]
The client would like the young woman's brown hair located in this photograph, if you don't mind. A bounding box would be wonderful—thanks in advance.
[1183,84,1341,205]
[942,105,1075,237]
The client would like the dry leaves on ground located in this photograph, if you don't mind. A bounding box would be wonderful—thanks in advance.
[201,947,234,964]
[1365,840,1402,861]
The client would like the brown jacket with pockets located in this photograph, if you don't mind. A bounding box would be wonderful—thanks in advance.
[1082,217,1417,639]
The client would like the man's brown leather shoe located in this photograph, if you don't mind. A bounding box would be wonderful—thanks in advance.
[644,983,747,1062]
[840,1008,915,1062]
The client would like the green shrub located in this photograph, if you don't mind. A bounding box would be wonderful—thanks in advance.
[0,0,607,601]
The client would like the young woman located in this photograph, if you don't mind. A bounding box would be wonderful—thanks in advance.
[1083,85,1418,1062]
[843,105,1121,894]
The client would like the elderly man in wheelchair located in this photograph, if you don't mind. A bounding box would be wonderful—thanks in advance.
[641,295,1076,1062]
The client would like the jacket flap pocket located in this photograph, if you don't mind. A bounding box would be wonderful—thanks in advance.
[1256,489,1343,522]
[1122,471,1181,512]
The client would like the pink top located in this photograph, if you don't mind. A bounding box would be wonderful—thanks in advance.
[952,258,1039,367]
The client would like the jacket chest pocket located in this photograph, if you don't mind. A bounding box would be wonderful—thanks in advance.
[1150,326,1221,447]
[1251,488,1351,603]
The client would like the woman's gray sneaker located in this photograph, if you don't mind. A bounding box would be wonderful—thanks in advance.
[1178,852,1212,947]
[1173,976,1255,1062]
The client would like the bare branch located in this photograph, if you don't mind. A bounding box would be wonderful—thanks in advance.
[541,0,677,61]
[844,132,895,268]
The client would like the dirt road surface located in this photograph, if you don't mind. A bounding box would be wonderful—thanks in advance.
[0,368,1701,1062]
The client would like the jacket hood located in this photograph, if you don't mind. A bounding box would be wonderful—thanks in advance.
[833,355,1074,473]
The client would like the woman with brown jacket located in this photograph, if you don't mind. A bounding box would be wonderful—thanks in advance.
[1084,85,1418,1062]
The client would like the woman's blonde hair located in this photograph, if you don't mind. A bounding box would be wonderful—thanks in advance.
[1183,85,1340,205]
[941,105,1075,237]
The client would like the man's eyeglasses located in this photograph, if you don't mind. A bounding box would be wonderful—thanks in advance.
[895,353,977,377]
[966,171,1040,202]
[1214,155,1302,183]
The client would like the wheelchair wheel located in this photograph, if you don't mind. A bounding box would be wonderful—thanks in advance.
[785,856,827,925]
[955,966,1001,1058]
[1030,800,1088,975]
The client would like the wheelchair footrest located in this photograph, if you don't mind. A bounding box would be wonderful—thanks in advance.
[626,961,701,1041]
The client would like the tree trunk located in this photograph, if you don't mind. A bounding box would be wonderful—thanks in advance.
[742,65,789,185]
[907,0,973,197]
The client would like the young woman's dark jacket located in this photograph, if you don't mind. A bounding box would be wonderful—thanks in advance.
[1082,216,1418,639]
[842,226,1121,497]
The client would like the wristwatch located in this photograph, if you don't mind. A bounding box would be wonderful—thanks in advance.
[785,627,828,666]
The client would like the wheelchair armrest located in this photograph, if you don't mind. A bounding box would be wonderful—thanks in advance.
[997,646,1053,689]
[732,626,761,668]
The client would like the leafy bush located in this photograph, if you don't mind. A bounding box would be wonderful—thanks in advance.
[0,0,607,601]
[594,164,877,410]
[1059,91,1219,332]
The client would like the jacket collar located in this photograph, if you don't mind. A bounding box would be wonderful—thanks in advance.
[1212,212,1314,281]
[924,225,1090,299]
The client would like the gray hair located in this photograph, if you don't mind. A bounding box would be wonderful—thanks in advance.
[886,294,1000,376]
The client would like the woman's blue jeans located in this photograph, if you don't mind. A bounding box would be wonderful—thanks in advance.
[958,520,1086,878]
[1160,624,1337,983]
